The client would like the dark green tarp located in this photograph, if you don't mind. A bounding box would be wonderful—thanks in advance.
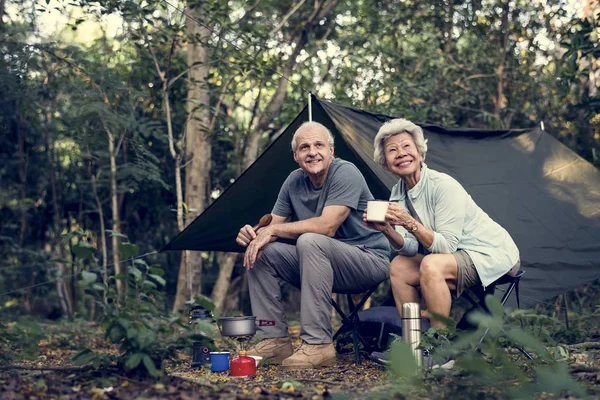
[164,96,600,308]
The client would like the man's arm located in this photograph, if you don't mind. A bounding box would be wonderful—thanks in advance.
[236,214,289,247]
[268,205,350,239]
[243,205,350,269]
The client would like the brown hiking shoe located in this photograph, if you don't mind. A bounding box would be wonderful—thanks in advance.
[246,337,293,364]
[281,342,336,370]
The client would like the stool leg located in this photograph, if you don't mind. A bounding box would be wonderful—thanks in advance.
[347,294,362,364]
[515,279,524,329]
[352,318,361,365]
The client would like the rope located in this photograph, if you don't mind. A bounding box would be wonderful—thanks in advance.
[160,0,308,95]
[0,251,158,298]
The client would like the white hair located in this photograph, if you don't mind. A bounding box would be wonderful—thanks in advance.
[373,118,428,166]
[291,121,335,152]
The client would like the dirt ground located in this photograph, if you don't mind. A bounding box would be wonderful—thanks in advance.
[1,322,598,399]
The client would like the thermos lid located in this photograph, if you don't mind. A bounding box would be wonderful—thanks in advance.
[402,302,421,318]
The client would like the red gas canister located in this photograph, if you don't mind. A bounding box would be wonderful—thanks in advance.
[229,350,256,377]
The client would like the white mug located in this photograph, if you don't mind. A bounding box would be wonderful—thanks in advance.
[366,201,389,223]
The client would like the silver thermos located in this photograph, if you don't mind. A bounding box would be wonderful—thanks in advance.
[402,302,422,366]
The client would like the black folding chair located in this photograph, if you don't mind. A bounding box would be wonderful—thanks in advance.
[331,282,382,365]
[462,270,533,360]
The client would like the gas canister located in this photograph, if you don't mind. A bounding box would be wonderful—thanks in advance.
[229,350,256,377]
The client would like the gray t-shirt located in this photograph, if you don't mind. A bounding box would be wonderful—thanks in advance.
[272,158,390,260]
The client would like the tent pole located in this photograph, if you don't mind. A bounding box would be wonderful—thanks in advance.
[308,92,312,121]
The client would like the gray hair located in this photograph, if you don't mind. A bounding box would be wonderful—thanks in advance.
[291,121,334,152]
[373,118,428,166]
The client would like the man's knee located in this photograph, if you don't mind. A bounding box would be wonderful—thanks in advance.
[253,242,286,270]
[296,232,329,253]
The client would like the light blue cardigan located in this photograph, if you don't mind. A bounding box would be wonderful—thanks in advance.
[390,164,520,288]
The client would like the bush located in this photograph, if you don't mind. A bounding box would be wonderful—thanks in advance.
[70,233,213,378]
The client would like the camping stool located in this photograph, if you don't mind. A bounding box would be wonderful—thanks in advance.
[330,282,382,365]
[462,270,534,361]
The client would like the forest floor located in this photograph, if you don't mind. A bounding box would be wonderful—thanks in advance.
[0,321,599,399]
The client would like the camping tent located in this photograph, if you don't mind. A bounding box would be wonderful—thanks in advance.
[164,95,600,308]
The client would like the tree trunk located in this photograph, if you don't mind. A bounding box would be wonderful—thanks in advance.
[90,167,108,308]
[106,126,125,302]
[493,0,510,127]
[172,0,212,312]
[211,253,238,311]
[17,116,27,246]
[444,0,455,54]
[46,130,73,318]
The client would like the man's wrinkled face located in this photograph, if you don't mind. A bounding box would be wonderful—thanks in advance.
[293,127,334,178]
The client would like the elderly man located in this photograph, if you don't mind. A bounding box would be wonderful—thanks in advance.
[236,121,390,370]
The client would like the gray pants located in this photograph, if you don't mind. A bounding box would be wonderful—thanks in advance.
[248,233,389,344]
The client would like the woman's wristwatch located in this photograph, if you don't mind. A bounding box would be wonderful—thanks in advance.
[406,220,418,232]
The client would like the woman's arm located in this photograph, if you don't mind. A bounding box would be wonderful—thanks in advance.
[363,210,418,256]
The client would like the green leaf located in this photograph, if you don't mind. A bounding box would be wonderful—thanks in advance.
[142,354,160,377]
[81,270,97,284]
[506,327,551,361]
[107,324,126,343]
[149,267,165,276]
[142,280,157,290]
[91,283,106,291]
[72,241,96,259]
[427,312,456,329]
[484,295,505,319]
[192,294,216,312]
[106,230,128,239]
[72,349,95,366]
[133,258,148,268]
[137,330,157,350]
[389,340,419,378]
[149,274,166,287]
[119,242,139,259]
[125,353,143,370]
[129,266,143,282]
[127,327,138,340]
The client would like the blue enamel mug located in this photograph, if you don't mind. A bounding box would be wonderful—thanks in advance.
[210,352,230,372]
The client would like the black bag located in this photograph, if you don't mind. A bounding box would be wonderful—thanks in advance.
[335,306,430,353]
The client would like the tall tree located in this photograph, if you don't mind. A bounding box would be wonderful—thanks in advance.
[172,0,213,311]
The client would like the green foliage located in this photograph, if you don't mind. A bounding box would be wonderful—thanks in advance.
[68,236,213,378]
[0,319,45,363]
[386,295,591,399]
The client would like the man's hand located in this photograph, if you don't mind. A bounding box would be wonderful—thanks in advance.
[236,224,257,247]
[386,203,416,229]
[244,227,274,270]
[362,210,390,232]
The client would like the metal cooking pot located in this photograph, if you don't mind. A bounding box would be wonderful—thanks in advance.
[217,316,256,337]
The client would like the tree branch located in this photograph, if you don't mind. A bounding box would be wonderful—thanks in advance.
[269,0,307,36]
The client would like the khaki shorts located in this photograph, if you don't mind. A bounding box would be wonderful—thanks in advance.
[453,250,521,297]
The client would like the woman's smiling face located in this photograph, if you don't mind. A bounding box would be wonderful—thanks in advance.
[383,132,423,177]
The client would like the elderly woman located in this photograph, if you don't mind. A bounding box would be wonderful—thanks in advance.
[364,118,520,327]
